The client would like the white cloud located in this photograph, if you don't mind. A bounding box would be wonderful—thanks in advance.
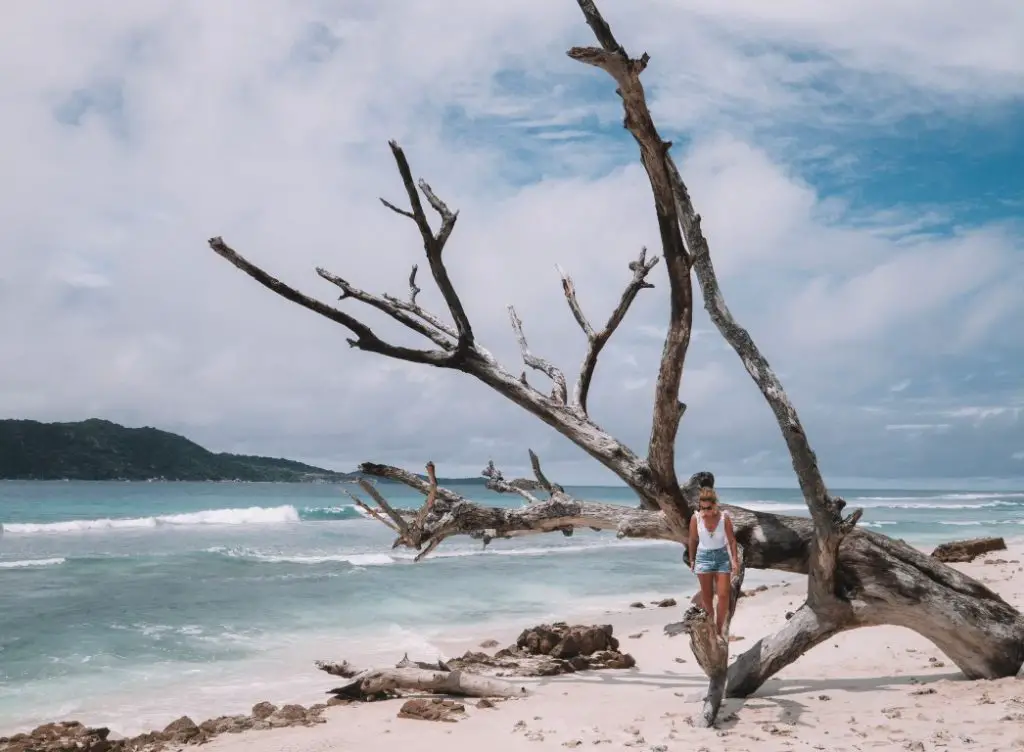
[1,0,1022,482]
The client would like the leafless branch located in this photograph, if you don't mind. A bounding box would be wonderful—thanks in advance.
[208,237,453,365]
[407,265,422,305]
[528,449,563,493]
[568,2,693,509]
[316,267,454,350]
[662,142,861,601]
[557,247,659,414]
[507,305,569,404]
[413,461,440,530]
[482,460,542,504]
[382,140,473,355]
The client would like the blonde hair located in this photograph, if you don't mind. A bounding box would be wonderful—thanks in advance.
[698,487,718,504]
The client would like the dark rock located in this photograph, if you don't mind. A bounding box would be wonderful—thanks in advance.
[476,698,496,709]
[654,598,677,608]
[479,639,500,649]
[397,698,465,723]
[629,601,646,609]
[5,722,119,752]
[162,715,200,742]
[251,701,278,720]
[930,537,1006,563]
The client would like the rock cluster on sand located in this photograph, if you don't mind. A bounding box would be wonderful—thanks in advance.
[930,536,1007,563]
[448,622,636,677]
[0,702,327,752]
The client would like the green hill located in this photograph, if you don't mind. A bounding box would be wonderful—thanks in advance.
[0,419,353,482]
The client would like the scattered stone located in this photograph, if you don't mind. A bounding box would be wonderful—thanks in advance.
[818,694,831,701]
[163,716,200,743]
[930,536,1006,563]
[447,623,635,677]
[524,730,545,742]
[479,639,500,649]
[739,585,769,599]
[905,742,925,751]
[882,707,902,720]
[397,698,465,723]
[629,602,646,609]
[251,702,277,720]
[654,598,677,608]
[910,687,936,696]
[784,611,794,620]
[562,741,582,748]
[476,698,496,709]
[673,657,687,663]
[629,633,644,639]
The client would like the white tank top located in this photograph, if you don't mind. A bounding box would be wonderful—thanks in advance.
[697,513,728,550]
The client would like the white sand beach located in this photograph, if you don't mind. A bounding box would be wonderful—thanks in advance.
[194,539,1024,752]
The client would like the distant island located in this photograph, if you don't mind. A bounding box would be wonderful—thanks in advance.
[0,418,489,484]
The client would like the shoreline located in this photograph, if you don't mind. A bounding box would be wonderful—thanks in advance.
[4,538,1023,750]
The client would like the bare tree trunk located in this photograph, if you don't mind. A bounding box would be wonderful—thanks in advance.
[355,463,1024,698]
[205,0,1024,730]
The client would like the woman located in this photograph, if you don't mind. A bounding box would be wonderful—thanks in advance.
[688,487,739,636]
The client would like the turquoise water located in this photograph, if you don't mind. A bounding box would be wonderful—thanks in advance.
[1,481,1022,734]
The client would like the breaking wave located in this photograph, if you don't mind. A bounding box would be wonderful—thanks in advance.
[1,504,364,535]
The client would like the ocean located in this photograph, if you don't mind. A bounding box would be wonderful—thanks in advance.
[1,480,1022,735]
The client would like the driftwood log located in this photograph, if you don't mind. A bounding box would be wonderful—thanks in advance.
[931,536,1007,563]
[315,659,529,701]
[207,0,1024,728]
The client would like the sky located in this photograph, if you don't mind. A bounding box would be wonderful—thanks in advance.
[1,0,1022,488]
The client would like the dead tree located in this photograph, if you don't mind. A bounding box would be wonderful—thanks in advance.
[207,0,1024,728]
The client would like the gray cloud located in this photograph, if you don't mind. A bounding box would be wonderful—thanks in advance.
[2,0,1022,485]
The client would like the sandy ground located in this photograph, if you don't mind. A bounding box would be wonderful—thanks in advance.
[195,539,1024,752]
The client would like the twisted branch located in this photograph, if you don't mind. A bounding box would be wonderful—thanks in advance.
[557,247,660,414]
[507,305,569,404]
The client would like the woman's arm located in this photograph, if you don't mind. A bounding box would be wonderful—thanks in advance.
[688,516,698,570]
[724,515,739,573]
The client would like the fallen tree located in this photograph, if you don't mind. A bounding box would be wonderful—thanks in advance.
[207,0,1024,728]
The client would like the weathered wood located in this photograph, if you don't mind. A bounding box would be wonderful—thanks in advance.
[206,0,1024,733]
[680,545,746,727]
[356,462,1024,695]
[314,660,529,700]
[556,247,659,415]
[931,536,1007,563]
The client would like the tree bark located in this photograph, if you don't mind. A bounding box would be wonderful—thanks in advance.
[315,660,529,700]
[205,0,1024,730]
[356,463,1024,699]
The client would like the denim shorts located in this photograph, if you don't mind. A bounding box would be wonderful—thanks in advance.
[694,546,731,574]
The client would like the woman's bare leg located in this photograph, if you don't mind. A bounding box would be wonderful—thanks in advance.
[697,573,715,626]
[714,571,731,636]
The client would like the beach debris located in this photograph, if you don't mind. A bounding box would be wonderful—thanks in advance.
[315,623,634,709]
[163,716,200,743]
[0,703,330,752]
[397,698,465,723]
[317,658,529,701]
[930,536,1006,563]
[450,623,636,677]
